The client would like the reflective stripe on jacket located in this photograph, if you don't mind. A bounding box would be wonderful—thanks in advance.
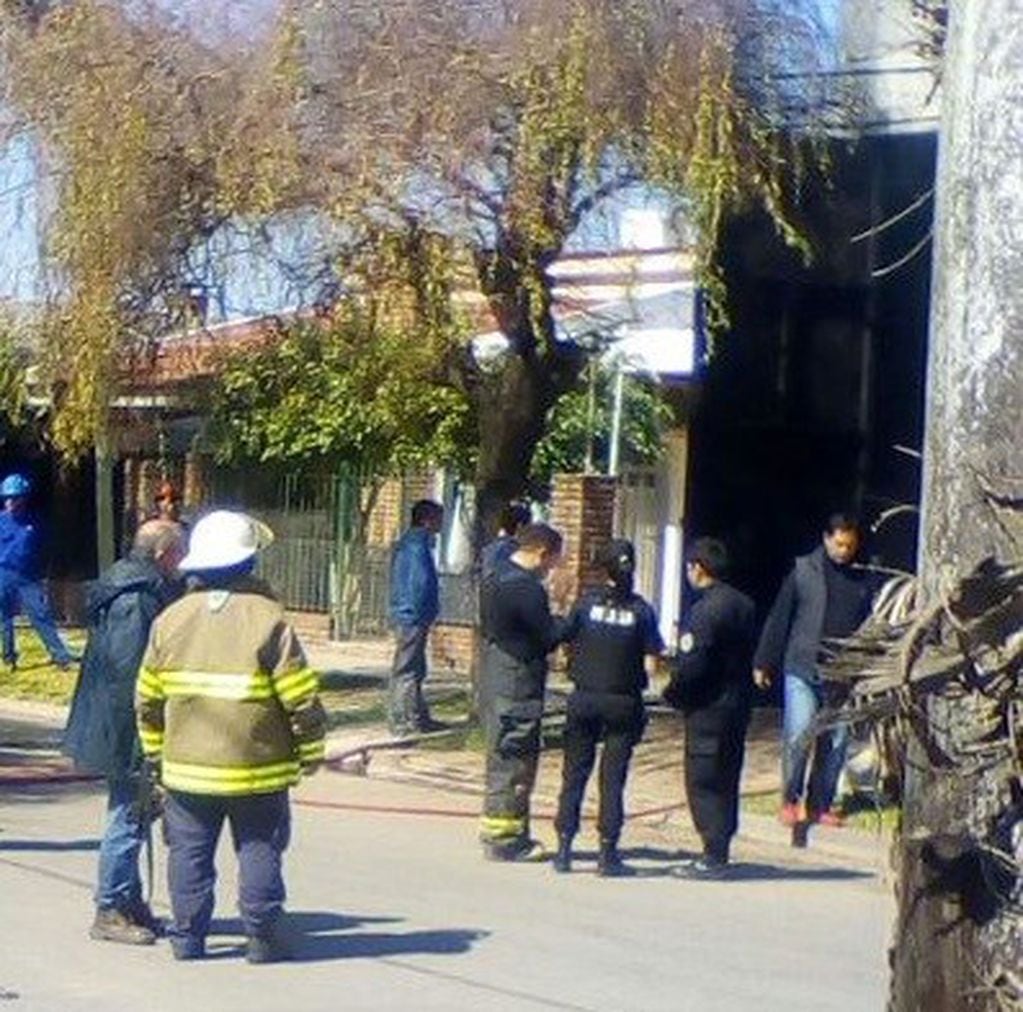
[135,577,326,796]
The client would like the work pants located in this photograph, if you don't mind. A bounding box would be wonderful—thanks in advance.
[0,572,73,666]
[555,692,646,845]
[163,790,290,949]
[480,696,542,854]
[388,623,431,732]
[684,704,749,863]
[782,674,849,814]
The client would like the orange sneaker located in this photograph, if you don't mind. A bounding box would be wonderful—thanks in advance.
[813,809,846,828]
[779,802,802,827]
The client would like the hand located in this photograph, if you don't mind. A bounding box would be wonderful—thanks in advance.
[753,668,772,691]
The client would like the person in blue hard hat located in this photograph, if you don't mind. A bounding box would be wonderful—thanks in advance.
[0,473,76,670]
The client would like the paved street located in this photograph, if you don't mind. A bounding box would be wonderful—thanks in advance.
[1,732,890,1012]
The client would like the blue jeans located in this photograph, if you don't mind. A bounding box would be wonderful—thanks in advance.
[0,574,73,666]
[96,778,145,910]
[163,790,291,949]
[782,675,849,813]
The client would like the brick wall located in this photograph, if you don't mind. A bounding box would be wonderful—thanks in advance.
[547,473,616,613]
[365,478,403,548]
[430,621,476,679]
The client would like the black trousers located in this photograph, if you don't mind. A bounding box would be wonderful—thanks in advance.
[684,705,749,862]
[555,692,646,845]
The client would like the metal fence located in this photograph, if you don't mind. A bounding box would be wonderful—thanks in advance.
[206,465,476,637]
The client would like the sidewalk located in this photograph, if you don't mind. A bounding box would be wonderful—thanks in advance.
[0,701,890,878]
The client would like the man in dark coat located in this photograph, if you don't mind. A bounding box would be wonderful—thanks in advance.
[478,523,565,861]
[63,519,185,945]
[753,514,874,827]
[664,538,756,877]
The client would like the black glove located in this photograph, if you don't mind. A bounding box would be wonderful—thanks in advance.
[133,760,164,822]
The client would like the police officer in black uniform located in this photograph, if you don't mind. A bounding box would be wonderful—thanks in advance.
[664,537,756,878]
[553,540,664,877]
[478,523,566,861]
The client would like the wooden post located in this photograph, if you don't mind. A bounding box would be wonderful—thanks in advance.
[94,428,115,572]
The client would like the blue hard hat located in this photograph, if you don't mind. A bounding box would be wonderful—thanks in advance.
[0,474,31,498]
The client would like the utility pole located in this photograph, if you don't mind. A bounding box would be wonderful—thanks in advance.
[891,2,1023,1008]
[94,426,115,572]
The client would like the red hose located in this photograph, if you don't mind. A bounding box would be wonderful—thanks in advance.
[2,770,684,823]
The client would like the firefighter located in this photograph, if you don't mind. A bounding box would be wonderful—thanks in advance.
[136,510,327,962]
[664,537,756,878]
[478,523,565,861]
[553,539,664,876]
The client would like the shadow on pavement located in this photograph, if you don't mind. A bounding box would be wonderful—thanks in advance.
[721,863,873,882]
[296,928,489,962]
[621,846,695,863]
[0,836,99,852]
[210,911,402,937]
[208,911,488,963]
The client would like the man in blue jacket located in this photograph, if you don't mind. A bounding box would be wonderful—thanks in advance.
[0,473,75,670]
[387,499,444,735]
[63,519,185,945]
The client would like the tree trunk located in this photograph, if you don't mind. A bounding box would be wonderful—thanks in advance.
[475,354,557,529]
[891,3,1023,1009]
[472,245,584,543]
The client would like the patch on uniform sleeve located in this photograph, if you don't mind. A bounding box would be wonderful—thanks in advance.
[679,632,695,654]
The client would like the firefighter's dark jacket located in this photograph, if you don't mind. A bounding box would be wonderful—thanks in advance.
[63,555,176,778]
[480,559,566,702]
[665,580,756,712]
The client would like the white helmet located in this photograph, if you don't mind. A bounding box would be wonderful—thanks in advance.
[179,510,274,571]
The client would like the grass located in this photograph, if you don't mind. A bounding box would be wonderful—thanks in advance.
[0,633,478,746]
[742,787,901,832]
[0,627,86,704]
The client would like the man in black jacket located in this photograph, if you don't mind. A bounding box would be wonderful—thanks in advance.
[478,523,564,861]
[664,538,756,877]
[752,514,874,827]
[63,520,185,945]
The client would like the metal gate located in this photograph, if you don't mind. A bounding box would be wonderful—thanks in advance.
[614,467,664,605]
[208,466,389,635]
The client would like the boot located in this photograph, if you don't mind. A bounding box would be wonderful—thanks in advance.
[126,899,164,937]
[246,917,295,965]
[90,907,156,946]
[597,839,634,878]
[171,937,206,961]
[552,835,573,873]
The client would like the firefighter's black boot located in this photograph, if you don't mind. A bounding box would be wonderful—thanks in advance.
[553,835,573,873]
[597,839,634,878]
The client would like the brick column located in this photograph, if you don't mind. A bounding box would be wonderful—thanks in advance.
[547,473,616,613]
[138,458,161,516]
[182,451,209,509]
